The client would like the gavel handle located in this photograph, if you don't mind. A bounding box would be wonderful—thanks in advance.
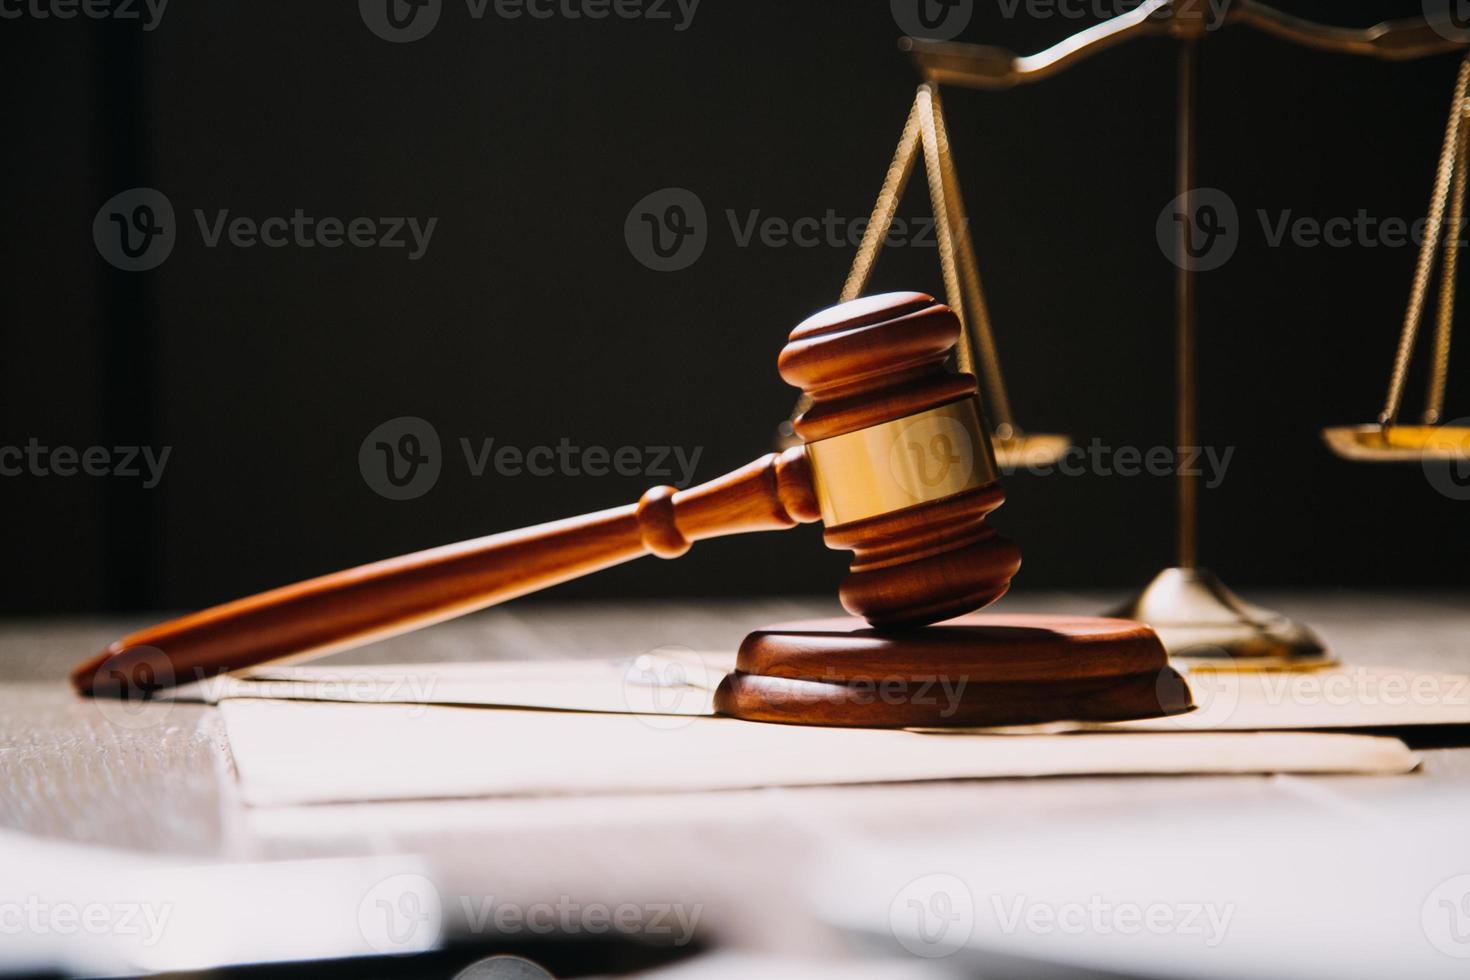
[72,447,819,696]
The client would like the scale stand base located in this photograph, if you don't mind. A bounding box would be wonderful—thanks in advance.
[1108,567,1335,671]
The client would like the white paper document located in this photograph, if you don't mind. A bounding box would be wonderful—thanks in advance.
[192,651,725,716]
[197,657,1470,731]
[220,698,1419,807]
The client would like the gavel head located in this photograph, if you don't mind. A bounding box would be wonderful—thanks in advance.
[780,291,1021,628]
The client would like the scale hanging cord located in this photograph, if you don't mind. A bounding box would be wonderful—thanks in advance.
[1381,53,1470,429]
[1325,51,1470,461]
[783,85,1067,466]
[930,86,1016,440]
[839,91,922,305]
[782,92,923,437]
[915,85,974,379]
[1426,71,1469,425]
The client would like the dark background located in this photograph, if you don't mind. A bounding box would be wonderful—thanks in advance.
[3,0,1468,616]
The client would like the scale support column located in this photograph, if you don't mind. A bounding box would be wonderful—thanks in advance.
[1110,35,1331,669]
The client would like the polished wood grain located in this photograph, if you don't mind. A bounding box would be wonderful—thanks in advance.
[735,613,1168,683]
[781,292,1020,627]
[715,612,1185,728]
[722,294,1163,728]
[778,292,977,442]
[72,448,819,695]
[714,667,1192,729]
[75,293,1030,694]
[825,484,1020,628]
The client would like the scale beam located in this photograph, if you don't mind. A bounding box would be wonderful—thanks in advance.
[900,0,1172,89]
[900,0,1469,90]
[1234,4,1468,61]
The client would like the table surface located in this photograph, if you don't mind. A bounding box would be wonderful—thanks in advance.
[3,591,1469,971]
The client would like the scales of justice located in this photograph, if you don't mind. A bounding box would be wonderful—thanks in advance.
[68,1,1470,729]
[780,0,1470,669]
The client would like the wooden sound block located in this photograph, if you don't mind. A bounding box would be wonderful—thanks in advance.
[713,613,1194,729]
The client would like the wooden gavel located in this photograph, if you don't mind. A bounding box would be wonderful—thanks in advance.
[72,292,1022,695]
